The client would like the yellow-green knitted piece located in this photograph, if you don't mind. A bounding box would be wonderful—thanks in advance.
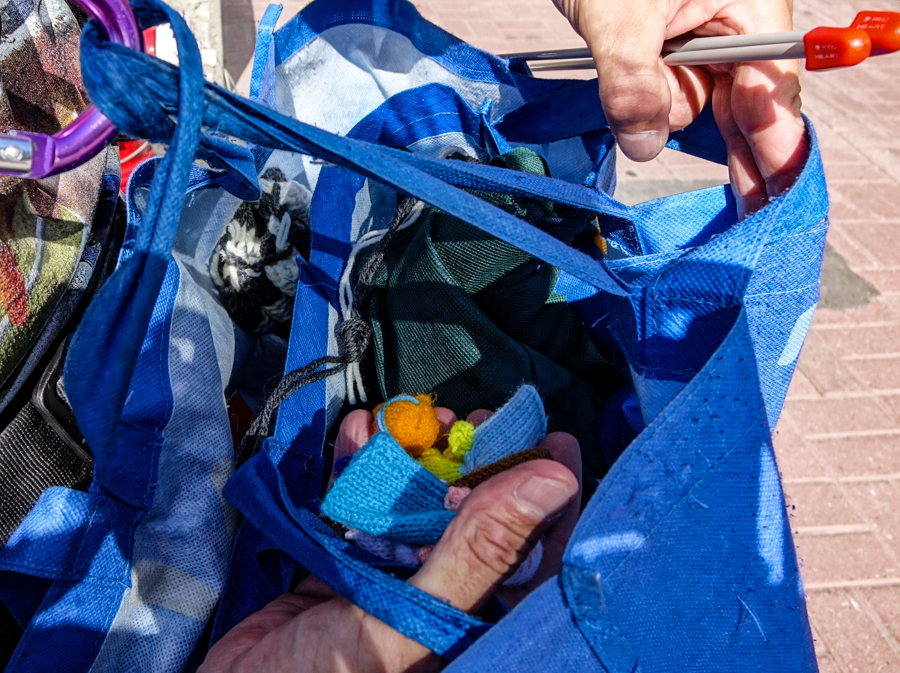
[417,448,462,483]
[447,420,475,460]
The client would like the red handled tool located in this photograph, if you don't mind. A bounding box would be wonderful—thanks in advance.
[505,11,900,73]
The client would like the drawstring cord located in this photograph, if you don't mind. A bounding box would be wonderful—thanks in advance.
[237,196,422,461]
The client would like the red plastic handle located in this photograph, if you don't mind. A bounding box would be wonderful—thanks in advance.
[851,11,900,56]
[804,26,871,71]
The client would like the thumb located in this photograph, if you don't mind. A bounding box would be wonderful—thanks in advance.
[409,460,577,614]
[564,0,671,160]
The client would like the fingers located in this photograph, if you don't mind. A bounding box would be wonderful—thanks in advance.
[465,409,492,426]
[497,432,581,606]
[729,59,806,216]
[712,71,769,219]
[664,64,713,132]
[329,409,374,489]
[433,407,457,449]
[558,0,671,160]
[705,0,805,217]
[409,459,578,614]
[198,580,340,672]
[331,407,459,468]
[333,409,374,464]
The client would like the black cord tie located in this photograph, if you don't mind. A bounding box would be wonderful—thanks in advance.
[236,196,420,463]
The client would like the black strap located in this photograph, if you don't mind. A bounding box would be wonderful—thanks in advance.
[0,189,126,545]
[0,401,92,546]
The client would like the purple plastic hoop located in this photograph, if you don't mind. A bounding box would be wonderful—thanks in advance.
[0,0,143,179]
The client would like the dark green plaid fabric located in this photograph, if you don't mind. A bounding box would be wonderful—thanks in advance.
[367,148,621,483]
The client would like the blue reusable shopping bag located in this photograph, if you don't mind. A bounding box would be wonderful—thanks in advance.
[0,0,827,670]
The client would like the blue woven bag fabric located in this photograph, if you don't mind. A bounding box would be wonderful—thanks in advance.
[217,1,824,668]
[0,0,827,669]
[0,2,258,669]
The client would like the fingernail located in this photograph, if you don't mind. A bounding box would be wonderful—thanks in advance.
[616,130,662,162]
[514,477,575,519]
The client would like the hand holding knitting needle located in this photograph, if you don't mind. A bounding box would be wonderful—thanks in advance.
[200,408,581,673]
[553,0,807,218]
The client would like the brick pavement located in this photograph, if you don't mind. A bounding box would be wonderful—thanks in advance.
[221,1,900,669]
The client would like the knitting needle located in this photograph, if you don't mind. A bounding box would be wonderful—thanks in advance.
[504,10,900,72]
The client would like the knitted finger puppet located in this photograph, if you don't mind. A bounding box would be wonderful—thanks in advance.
[321,385,550,584]
[209,167,312,335]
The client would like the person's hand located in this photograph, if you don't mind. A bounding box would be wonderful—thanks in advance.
[199,408,581,673]
[553,0,807,218]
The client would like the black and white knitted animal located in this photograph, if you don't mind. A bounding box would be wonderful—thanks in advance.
[210,167,312,335]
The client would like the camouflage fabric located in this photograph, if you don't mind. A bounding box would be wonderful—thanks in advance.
[0,0,112,402]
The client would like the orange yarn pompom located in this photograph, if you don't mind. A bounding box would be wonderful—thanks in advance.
[381,394,441,458]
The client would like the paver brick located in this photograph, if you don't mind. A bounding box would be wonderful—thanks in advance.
[862,586,900,644]
[796,331,866,395]
[819,147,868,165]
[826,225,881,270]
[785,368,820,399]
[796,533,898,584]
[859,269,900,296]
[786,482,866,528]
[772,413,838,484]
[782,397,896,437]
[809,435,900,477]
[814,653,842,673]
[814,323,900,359]
[806,590,900,673]
[840,223,900,267]
[836,300,899,325]
[841,481,900,560]
[823,163,892,182]
[845,359,900,392]
[829,187,900,222]
[810,306,853,327]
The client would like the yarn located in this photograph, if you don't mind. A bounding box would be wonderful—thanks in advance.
[417,448,462,483]
[461,385,547,476]
[209,167,312,335]
[338,199,424,404]
[451,447,552,490]
[323,385,553,582]
[447,420,475,459]
[320,432,455,545]
[376,393,441,458]
[443,486,471,512]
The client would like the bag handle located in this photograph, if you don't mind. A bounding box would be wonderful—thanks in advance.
[66,0,771,657]
[79,19,641,293]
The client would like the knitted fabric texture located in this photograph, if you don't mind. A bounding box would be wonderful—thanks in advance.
[320,432,455,545]
[451,447,552,490]
[321,384,550,544]
[447,420,475,459]
[376,393,441,458]
[417,448,463,483]
[209,167,312,335]
[461,384,546,475]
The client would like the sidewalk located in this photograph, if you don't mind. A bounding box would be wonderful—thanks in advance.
[222,1,900,669]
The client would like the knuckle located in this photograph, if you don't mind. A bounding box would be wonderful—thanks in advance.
[601,77,667,129]
[460,510,529,578]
